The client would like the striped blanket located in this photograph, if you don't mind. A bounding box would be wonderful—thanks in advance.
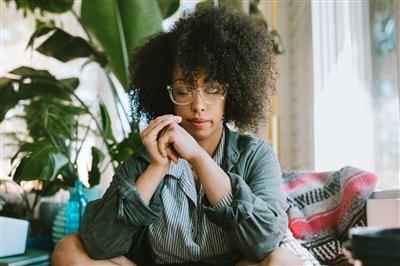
[282,166,378,265]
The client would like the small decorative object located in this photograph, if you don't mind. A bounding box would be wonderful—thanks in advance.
[52,180,87,244]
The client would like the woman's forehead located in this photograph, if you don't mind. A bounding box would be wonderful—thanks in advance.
[172,67,221,85]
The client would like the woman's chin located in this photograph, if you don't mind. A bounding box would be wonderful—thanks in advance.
[186,127,210,140]
[183,121,223,142]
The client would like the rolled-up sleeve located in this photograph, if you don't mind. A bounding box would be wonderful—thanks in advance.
[203,142,288,261]
[78,155,163,259]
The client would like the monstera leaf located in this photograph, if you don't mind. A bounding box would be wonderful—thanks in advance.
[0,67,79,123]
[27,27,107,66]
[13,143,69,183]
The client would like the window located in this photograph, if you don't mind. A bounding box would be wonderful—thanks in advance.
[311,0,399,189]
[277,0,399,189]
[369,0,399,188]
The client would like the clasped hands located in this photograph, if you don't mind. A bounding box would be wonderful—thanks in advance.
[140,115,205,169]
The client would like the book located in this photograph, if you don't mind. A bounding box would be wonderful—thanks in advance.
[0,249,50,266]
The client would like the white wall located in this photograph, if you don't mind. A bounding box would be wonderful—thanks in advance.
[265,1,315,171]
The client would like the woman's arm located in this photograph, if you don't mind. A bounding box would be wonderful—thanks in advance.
[190,149,232,206]
[78,157,164,259]
[79,115,182,259]
[202,141,289,261]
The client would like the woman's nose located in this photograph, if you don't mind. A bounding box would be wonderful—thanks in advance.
[191,89,206,112]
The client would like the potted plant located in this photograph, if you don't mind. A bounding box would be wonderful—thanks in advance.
[1,0,179,244]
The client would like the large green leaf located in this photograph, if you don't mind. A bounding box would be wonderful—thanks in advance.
[81,0,164,90]
[33,28,107,65]
[157,0,180,19]
[13,144,69,183]
[12,140,51,161]
[0,67,80,122]
[9,67,80,95]
[88,147,105,187]
[24,98,87,142]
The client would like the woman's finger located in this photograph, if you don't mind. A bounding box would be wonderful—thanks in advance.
[141,115,172,136]
[146,115,181,134]
[166,146,179,163]
[157,126,175,157]
[157,124,178,157]
[156,126,168,157]
[142,115,181,140]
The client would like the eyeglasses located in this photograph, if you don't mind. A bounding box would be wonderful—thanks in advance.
[167,85,226,105]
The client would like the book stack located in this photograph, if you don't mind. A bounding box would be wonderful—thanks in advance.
[0,249,50,266]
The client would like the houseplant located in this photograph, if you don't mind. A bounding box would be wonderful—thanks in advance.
[0,0,179,235]
[1,0,283,236]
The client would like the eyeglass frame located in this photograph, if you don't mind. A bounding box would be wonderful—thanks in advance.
[166,85,227,105]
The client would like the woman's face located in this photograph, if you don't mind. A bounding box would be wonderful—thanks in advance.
[171,69,225,142]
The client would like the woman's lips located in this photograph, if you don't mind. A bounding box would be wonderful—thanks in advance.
[189,118,209,128]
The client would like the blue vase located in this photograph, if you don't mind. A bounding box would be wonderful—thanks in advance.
[52,180,88,244]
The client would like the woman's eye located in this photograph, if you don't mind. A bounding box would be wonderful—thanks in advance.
[175,88,192,94]
[206,87,223,94]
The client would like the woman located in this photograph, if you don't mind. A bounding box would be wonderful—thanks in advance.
[52,7,318,266]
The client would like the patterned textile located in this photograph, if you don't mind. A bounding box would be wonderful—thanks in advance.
[279,229,321,266]
[282,166,378,265]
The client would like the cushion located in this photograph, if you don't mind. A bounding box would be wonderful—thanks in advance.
[282,166,378,265]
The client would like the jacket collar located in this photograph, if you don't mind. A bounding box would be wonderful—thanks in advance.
[222,123,240,170]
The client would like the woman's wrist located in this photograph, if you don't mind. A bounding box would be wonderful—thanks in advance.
[135,163,169,204]
[189,149,209,167]
[148,162,170,176]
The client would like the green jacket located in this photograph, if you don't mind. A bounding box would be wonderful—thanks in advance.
[79,125,289,265]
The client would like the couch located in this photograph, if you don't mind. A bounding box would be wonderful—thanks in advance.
[282,166,378,265]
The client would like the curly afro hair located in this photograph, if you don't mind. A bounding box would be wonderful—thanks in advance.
[129,7,277,132]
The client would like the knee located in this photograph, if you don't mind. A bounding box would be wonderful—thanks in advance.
[261,247,303,266]
[52,234,86,266]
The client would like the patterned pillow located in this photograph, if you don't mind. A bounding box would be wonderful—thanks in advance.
[282,166,378,265]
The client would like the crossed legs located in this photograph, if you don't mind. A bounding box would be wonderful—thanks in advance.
[52,234,302,266]
[52,234,137,266]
